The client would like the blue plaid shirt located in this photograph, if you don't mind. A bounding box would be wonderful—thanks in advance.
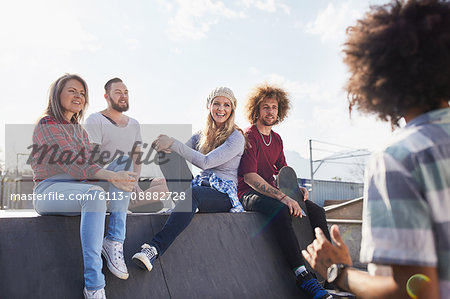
[192,172,244,213]
[360,108,450,296]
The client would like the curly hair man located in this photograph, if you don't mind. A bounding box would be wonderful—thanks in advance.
[238,83,333,299]
[303,1,450,298]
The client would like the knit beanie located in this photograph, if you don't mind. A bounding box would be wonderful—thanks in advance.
[206,86,237,108]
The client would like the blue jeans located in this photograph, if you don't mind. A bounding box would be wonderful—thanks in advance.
[33,158,131,290]
[150,151,232,255]
[150,185,232,256]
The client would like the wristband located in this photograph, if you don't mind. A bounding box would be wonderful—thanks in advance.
[280,194,286,201]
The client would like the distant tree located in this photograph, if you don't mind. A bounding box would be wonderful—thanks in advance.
[0,149,4,177]
[331,176,342,181]
[347,155,369,183]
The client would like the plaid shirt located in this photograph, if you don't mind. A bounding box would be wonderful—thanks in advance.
[192,172,244,213]
[31,116,102,182]
[360,108,450,297]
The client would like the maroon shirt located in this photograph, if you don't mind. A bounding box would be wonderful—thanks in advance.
[237,124,287,198]
[31,116,102,182]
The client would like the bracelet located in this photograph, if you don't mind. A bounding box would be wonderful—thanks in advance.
[280,194,286,201]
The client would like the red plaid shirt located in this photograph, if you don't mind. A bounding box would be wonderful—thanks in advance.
[31,116,102,182]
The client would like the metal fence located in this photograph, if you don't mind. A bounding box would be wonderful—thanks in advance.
[1,175,34,209]
[299,178,364,207]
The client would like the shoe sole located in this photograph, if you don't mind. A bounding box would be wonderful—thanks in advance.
[128,201,164,213]
[101,247,129,280]
[132,252,153,272]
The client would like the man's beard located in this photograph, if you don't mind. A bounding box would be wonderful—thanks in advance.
[110,99,129,112]
[261,116,277,126]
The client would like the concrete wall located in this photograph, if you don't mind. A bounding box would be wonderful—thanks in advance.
[0,212,317,299]
[327,221,364,269]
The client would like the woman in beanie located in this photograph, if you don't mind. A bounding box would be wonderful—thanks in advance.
[132,86,245,270]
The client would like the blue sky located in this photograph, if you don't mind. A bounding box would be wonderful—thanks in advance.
[0,0,393,179]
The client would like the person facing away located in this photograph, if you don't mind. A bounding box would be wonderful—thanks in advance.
[84,77,166,213]
[30,73,136,299]
[302,1,450,298]
[132,86,245,271]
[237,83,332,299]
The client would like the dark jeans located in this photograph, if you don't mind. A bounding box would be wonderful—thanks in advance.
[150,152,232,256]
[240,191,330,270]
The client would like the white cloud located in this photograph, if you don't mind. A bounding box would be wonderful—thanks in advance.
[0,52,20,68]
[0,1,99,52]
[313,106,347,131]
[240,0,290,14]
[126,39,140,50]
[164,0,244,42]
[305,1,362,43]
[170,47,183,54]
[249,66,260,75]
[158,0,290,42]
[157,0,174,12]
[266,73,332,103]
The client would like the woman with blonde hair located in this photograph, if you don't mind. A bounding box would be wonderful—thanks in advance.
[132,86,245,270]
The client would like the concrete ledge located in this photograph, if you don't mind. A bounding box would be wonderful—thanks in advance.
[0,211,316,299]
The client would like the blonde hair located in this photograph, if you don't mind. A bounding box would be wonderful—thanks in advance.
[198,88,243,154]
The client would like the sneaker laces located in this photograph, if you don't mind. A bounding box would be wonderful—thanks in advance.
[141,243,157,260]
[108,239,124,261]
[302,278,324,296]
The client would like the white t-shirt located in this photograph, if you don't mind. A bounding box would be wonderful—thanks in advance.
[84,112,142,165]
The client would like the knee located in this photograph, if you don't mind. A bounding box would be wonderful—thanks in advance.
[273,203,292,224]
[109,156,133,171]
[306,201,326,217]
[83,188,107,212]
[151,177,168,189]
[191,187,201,206]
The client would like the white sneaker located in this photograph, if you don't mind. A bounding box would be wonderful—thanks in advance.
[132,243,158,271]
[101,237,129,280]
[83,287,106,299]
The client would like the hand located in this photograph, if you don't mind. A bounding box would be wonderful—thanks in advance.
[132,182,143,194]
[281,196,303,218]
[152,135,174,152]
[129,182,143,206]
[110,171,137,192]
[300,187,309,201]
[302,225,353,278]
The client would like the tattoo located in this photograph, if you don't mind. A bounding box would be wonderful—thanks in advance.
[253,181,280,197]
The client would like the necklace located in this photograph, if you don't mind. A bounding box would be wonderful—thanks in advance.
[258,130,272,146]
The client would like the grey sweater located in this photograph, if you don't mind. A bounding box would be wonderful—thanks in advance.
[170,129,245,184]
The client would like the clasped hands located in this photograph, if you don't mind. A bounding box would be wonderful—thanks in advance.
[152,134,174,153]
